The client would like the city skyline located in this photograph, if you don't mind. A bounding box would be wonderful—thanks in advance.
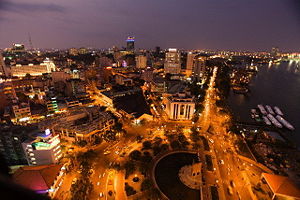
[0,0,300,51]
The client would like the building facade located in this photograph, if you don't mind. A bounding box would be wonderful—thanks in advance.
[164,48,181,74]
[11,58,56,77]
[126,36,135,51]
[135,55,147,68]
[165,93,195,120]
[186,52,196,77]
[21,131,62,166]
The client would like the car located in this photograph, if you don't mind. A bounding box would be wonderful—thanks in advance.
[219,160,224,165]
[227,186,233,195]
[230,180,235,188]
[104,150,111,155]
[72,178,77,185]
[97,182,100,186]
[99,192,104,197]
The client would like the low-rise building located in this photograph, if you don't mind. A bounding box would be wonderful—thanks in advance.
[11,58,56,77]
[261,173,300,200]
[165,93,195,120]
[39,106,115,143]
[13,164,65,198]
[12,102,31,122]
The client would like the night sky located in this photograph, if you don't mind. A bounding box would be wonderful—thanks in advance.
[0,0,299,51]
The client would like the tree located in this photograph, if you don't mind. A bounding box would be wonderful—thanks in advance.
[113,121,123,132]
[93,135,102,145]
[141,179,153,191]
[160,143,169,152]
[141,153,152,163]
[77,140,88,147]
[192,143,201,150]
[129,150,142,161]
[124,161,136,178]
[125,183,137,196]
[142,141,152,150]
[139,162,149,175]
[152,145,162,156]
[170,140,181,150]
[25,73,32,79]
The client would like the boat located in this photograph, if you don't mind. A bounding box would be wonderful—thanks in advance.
[262,116,272,126]
[267,114,283,128]
[275,115,295,130]
[257,104,267,115]
[251,109,260,119]
[265,105,275,115]
[274,106,283,116]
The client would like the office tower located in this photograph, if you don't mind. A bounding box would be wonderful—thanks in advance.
[164,48,181,74]
[11,43,25,53]
[79,47,88,55]
[141,68,154,82]
[165,93,195,120]
[46,97,59,114]
[192,55,207,79]
[69,48,79,56]
[186,52,196,77]
[21,130,62,165]
[155,46,161,55]
[0,53,10,77]
[271,47,280,58]
[0,124,29,165]
[126,36,135,51]
[135,55,147,68]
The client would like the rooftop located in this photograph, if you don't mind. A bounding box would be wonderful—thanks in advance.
[13,164,62,192]
[262,173,300,199]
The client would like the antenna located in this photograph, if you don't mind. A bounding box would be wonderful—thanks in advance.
[28,33,33,50]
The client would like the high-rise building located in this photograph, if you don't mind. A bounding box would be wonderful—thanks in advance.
[79,47,88,55]
[155,46,161,55]
[126,36,135,51]
[192,55,208,79]
[271,47,280,58]
[0,124,29,165]
[46,97,59,114]
[11,43,25,53]
[141,68,154,82]
[135,55,147,68]
[0,53,10,77]
[186,52,196,77]
[165,93,195,120]
[21,130,62,165]
[69,48,78,56]
[164,48,181,74]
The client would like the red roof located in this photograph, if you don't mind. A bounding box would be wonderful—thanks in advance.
[13,164,62,192]
[262,173,300,199]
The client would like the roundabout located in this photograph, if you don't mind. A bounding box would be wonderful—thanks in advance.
[153,151,201,200]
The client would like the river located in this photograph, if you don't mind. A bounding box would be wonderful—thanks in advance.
[228,61,300,147]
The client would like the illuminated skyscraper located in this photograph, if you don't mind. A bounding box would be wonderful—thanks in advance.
[164,48,181,74]
[271,47,280,58]
[165,93,195,120]
[11,43,25,53]
[135,55,147,68]
[0,53,10,77]
[192,55,207,79]
[186,52,196,76]
[126,36,135,51]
